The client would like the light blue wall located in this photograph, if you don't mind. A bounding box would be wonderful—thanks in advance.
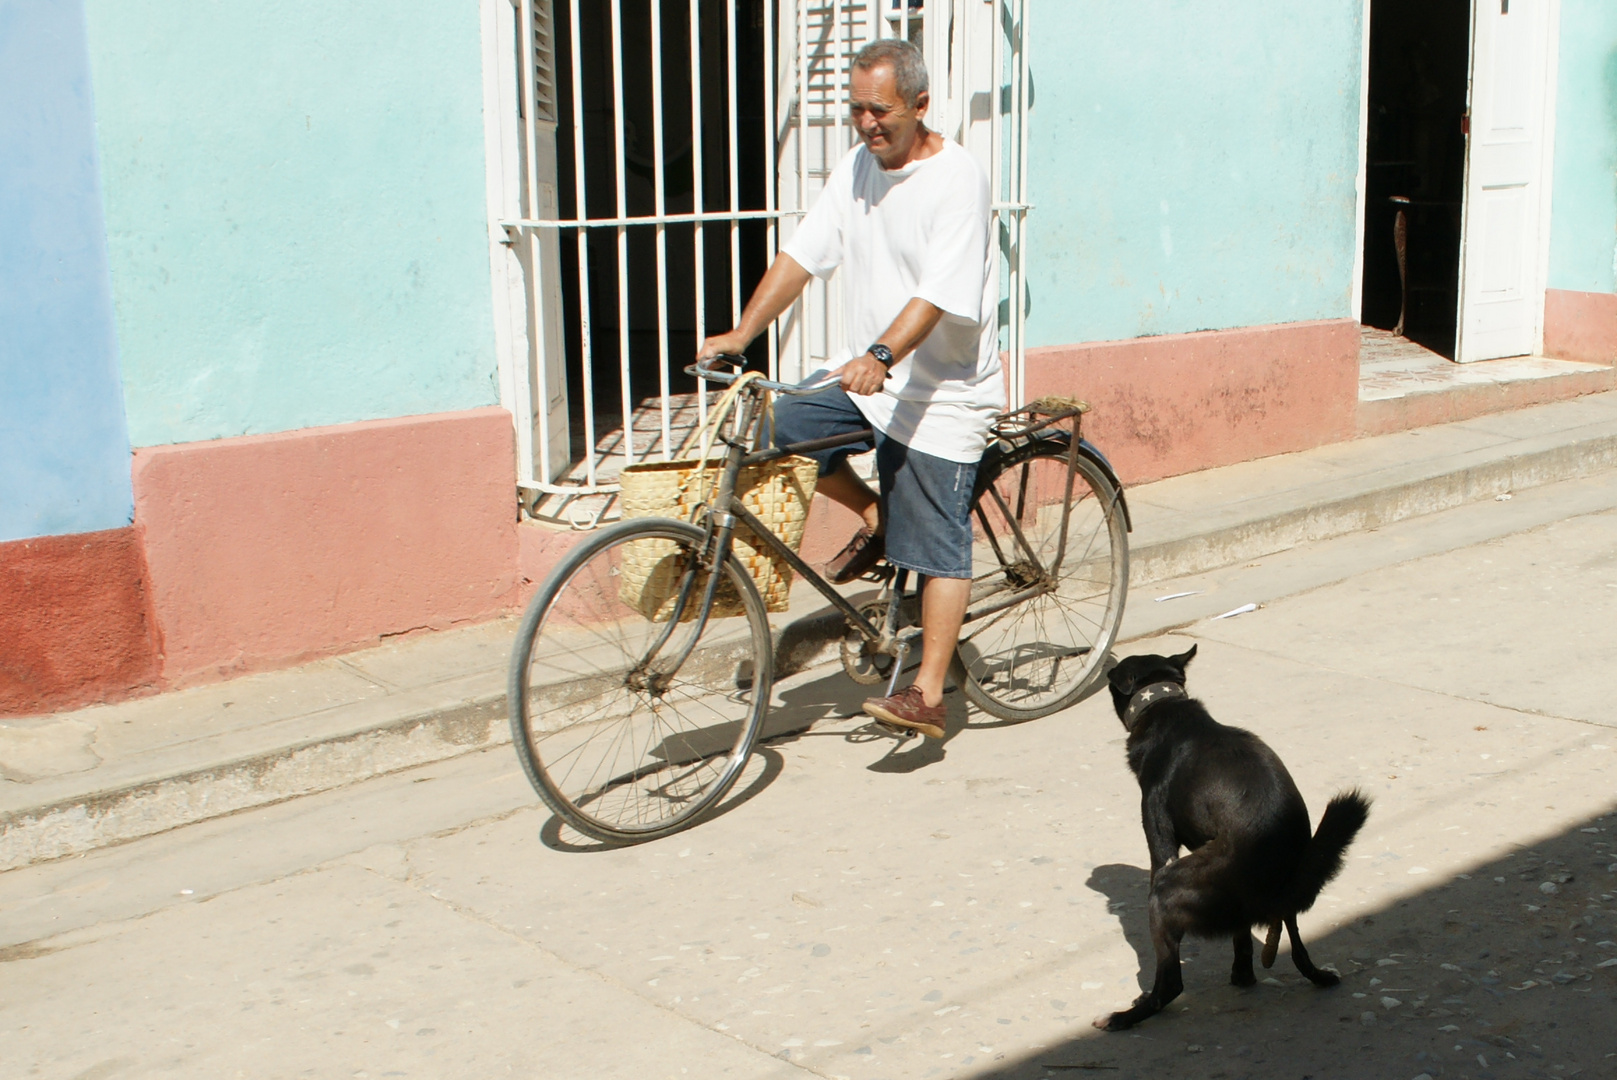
[1547,0,1617,295]
[82,1,499,448]
[1024,1,1365,347]
[0,0,134,543]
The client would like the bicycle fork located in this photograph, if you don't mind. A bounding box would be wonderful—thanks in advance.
[628,404,756,696]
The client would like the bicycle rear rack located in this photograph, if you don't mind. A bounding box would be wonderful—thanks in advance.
[991,396,1089,441]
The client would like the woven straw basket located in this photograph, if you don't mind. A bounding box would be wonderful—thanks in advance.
[617,374,819,622]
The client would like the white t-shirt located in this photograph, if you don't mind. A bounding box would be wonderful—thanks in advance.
[783,139,1002,463]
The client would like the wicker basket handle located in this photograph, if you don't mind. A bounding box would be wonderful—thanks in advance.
[684,371,769,509]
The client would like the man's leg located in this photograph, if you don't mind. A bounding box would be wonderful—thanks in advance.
[772,387,885,583]
[813,459,881,534]
[859,440,979,738]
[912,575,971,708]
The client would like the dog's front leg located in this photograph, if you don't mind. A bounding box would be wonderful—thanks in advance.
[1141,794,1180,882]
[1230,930,1257,987]
[1095,885,1186,1031]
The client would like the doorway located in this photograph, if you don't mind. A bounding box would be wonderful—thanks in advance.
[1359,0,1471,359]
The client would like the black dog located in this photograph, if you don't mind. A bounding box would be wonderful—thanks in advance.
[1095,644,1370,1031]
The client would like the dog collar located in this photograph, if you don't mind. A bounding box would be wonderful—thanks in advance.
[1123,681,1187,729]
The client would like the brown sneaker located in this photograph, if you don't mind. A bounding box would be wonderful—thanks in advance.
[826,526,885,584]
[862,684,947,739]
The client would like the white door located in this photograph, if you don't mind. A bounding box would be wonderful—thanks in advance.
[1456,0,1556,362]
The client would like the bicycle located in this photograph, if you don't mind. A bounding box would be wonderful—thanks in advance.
[508,355,1130,843]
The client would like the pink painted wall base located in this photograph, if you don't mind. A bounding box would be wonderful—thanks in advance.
[133,408,519,687]
[1544,289,1617,365]
[1025,319,1360,485]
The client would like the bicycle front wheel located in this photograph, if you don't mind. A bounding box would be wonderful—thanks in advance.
[957,439,1128,721]
[508,518,773,842]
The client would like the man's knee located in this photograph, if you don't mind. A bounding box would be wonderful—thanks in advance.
[770,396,811,449]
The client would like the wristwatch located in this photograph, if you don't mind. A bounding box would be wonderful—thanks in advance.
[866,343,895,369]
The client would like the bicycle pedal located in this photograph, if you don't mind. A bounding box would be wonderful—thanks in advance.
[873,720,917,739]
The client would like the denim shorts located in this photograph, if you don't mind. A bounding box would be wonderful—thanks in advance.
[772,386,979,580]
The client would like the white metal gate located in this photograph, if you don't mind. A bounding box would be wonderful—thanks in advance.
[485,0,1032,526]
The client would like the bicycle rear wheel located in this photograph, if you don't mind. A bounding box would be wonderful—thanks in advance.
[956,439,1128,721]
[508,518,772,842]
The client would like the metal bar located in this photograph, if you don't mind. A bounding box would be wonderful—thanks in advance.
[990,0,1003,209]
[503,208,809,228]
[1049,416,1082,580]
[652,0,672,460]
[690,0,707,435]
[611,0,635,466]
[729,501,881,640]
[832,0,845,161]
[568,0,598,487]
[725,0,741,328]
[795,0,809,380]
[1014,0,1030,410]
[963,581,1045,626]
[1008,0,1023,410]
[987,483,1046,578]
[518,0,544,488]
[519,478,622,496]
[741,427,875,466]
[763,0,778,382]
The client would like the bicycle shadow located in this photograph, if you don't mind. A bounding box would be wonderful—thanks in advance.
[960,647,1118,730]
[537,743,789,853]
[766,651,977,772]
[534,628,1113,851]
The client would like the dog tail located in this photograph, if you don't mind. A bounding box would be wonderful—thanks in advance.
[1287,789,1371,913]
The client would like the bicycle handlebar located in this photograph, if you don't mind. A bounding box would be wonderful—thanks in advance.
[687,355,842,396]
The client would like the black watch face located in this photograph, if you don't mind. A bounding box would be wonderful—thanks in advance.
[869,345,894,367]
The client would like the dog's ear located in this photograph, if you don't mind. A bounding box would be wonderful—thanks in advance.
[1169,643,1198,671]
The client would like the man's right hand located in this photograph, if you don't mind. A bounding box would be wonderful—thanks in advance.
[839,354,890,396]
[697,330,752,363]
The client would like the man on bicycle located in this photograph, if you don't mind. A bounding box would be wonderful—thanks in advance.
[697,38,1000,740]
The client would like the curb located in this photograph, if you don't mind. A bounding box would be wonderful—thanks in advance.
[1129,432,1617,586]
[5,425,1616,869]
[0,697,508,871]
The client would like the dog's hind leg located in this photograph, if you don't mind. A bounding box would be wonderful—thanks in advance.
[1230,930,1256,987]
[1283,915,1340,987]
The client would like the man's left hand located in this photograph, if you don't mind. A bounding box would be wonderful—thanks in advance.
[840,354,891,396]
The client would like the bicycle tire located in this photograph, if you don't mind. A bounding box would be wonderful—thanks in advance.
[956,438,1128,721]
[508,517,773,842]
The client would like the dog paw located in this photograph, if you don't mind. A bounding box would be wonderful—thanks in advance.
[1309,970,1341,988]
[1094,1009,1142,1032]
[1230,971,1257,988]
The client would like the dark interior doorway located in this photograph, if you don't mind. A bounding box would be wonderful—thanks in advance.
[1360,0,1471,359]
[550,0,773,453]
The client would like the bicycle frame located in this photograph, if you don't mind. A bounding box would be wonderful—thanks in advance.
[645,382,1093,683]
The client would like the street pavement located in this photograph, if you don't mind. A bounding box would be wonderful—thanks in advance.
[3,475,1617,1079]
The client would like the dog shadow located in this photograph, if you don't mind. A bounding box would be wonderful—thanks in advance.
[1085,863,1154,990]
[1085,862,1223,993]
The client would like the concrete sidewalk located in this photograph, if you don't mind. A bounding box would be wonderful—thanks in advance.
[5,390,1617,870]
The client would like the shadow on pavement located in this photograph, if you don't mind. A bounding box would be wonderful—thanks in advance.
[972,804,1617,1080]
[537,745,788,853]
